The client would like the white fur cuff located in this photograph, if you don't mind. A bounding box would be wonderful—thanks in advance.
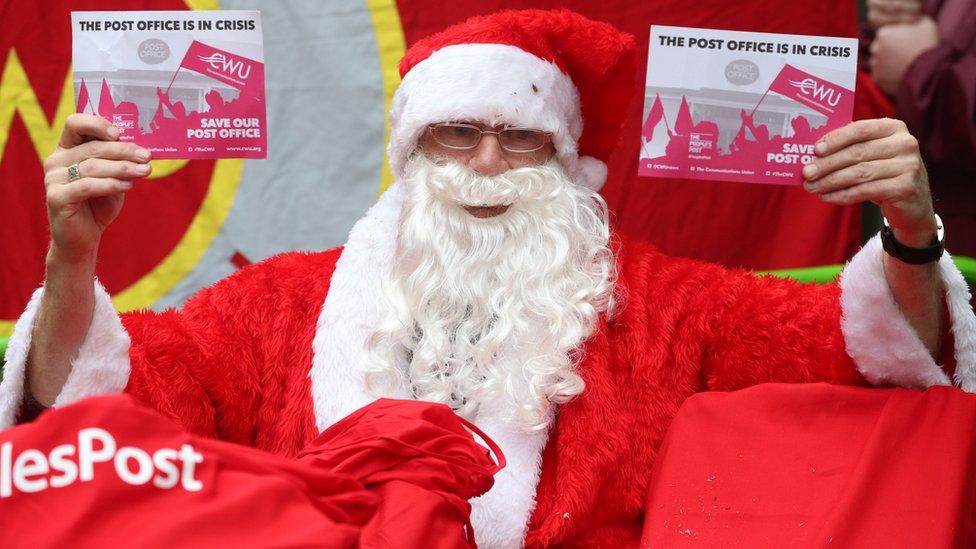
[0,281,131,429]
[840,234,976,391]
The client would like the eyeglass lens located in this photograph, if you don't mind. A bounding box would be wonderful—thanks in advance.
[430,124,548,152]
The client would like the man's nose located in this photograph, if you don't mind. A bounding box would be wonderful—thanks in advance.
[467,134,508,177]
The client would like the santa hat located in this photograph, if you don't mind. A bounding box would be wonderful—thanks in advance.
[388,9,638,191]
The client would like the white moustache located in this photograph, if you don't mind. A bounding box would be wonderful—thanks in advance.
[418,156,569,211]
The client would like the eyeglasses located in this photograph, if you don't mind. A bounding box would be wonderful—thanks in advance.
[427,123,552,153]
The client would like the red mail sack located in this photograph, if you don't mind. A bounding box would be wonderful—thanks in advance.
[299,398,505,548]
[642,384,976,548]
[0,395,503,548]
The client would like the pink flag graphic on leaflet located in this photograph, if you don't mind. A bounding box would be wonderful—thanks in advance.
[178,40,261,91]
[674,96,693,134]
[768,64,853,122]
[642,94,665,140]
[98,78,115,118]
[77,79,91,114]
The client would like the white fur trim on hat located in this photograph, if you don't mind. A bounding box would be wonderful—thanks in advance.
[0,281,131,428]
[389,43,601,188]
[576,155,608,191]
[839,234,976,391]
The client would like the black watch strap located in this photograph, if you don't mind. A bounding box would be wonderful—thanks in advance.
[880,214,945,265]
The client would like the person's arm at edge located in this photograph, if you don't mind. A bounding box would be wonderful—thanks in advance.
[17,114,149,416]
[26,248,97,408]
[883,223,944,358]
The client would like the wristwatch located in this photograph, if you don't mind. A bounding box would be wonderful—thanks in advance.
[880,213,945,264]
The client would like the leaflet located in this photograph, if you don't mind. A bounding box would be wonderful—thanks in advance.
[71,11,266,159]
[639,25,858,185]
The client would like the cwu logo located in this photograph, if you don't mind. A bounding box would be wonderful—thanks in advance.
[198,53,252,80]
[789,78,842,108]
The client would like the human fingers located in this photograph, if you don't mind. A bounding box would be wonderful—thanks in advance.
[46,177,133,211]
[868,4,921,28]
[867,0,922,17]
[47,158,151,188]
[817,168,928,212]
[869,36,881,56]
[867,8,893,28]
[56,113,119,149]
[866,0,917,9]
[817,179,899,205]
[45,140,151,172]
[804,156,914,195]
[814,118,904,158]
[802,133,904,182]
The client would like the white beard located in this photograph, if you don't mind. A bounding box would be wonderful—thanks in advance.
[363,155,616,430]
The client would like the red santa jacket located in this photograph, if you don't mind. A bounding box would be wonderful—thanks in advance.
[112,234,865,546]
[3,226,972,546]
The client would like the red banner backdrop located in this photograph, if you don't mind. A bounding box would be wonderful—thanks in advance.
[0,0,893,335]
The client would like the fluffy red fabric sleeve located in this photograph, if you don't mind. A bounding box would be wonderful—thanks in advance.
[615,235,865,392]
[699,268,866,390]
[119,249,341,453]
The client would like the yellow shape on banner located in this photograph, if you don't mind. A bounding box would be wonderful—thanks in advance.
[0,52,71,337]
[0,50,74,167]
[147,159,190,179]
[186,0,220,10]
[366,0,406,196]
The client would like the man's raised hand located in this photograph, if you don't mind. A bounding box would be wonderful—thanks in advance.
[43,113,151,264]
[802,118,937,247]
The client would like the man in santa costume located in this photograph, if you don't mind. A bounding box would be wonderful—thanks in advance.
[2,9,974,548]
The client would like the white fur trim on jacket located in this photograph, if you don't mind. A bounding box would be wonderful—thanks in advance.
[0,281,131,429]
[309,181,549,547]
[389,43,608,190]
[840,234,976,391]
[466,381,551,548]
[310,182,411,428]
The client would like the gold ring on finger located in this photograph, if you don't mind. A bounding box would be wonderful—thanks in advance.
[67,163,82,182]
